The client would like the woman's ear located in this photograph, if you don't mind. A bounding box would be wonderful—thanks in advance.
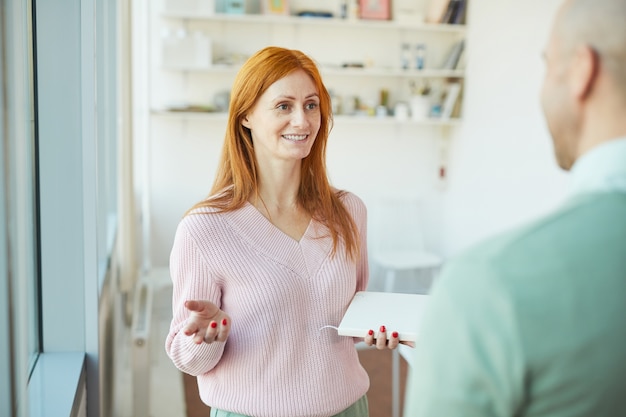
[241,115,251,129]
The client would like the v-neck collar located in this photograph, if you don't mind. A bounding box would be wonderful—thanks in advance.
[224,202,334,278]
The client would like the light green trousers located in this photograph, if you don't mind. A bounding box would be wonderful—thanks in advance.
[209,395,369,417]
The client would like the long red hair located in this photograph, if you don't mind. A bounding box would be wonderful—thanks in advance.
[187,46,359,259]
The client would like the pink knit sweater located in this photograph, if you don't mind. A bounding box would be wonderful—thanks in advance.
[165,192,370,417]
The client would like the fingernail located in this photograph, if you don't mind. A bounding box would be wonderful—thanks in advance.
[222,319,228,326]
[210,321,217,328]
[368,329,374,336]
[392,331,399,338]
[380,325,386,333]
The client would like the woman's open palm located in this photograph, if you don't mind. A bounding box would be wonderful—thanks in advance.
[182,300,231,344]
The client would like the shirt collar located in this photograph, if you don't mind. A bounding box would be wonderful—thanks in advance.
[568,137,626,196]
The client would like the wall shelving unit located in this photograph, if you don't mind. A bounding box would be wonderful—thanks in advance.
[151,4,467,127]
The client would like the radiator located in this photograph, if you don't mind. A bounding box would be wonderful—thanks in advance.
[131,278,154,417]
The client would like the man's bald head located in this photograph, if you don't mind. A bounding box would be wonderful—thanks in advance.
[555,0,626,95]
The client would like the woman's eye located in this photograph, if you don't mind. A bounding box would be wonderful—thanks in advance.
[306,102,319,110]
[277,103,290,111]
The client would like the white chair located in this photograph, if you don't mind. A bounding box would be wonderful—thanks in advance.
[369,197,442,417]
[369,197,442,293]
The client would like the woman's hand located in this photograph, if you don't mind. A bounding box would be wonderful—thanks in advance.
[182,300,231,345]
[363,326,415,349]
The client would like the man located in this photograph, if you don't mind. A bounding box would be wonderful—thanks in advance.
[404,0,626,416]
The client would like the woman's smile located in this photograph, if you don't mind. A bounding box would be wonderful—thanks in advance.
[282,133,309,142]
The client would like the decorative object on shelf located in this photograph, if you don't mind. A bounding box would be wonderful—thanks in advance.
[297,10,333,18]
[400,43,411,70]
[166,103,217,113]
[414,43,426,70]
[394,102,409,121]
[409,79,432,121]
[262,0,289,16]
[358,0,391,20]
[409,79,431,96]
[340,0,348,18]
[410,95,431,121]
[376,88,389,117]
[348,0,360,20]
[213,90,230,112]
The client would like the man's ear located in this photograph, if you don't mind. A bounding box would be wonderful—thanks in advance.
[571,45,599,100]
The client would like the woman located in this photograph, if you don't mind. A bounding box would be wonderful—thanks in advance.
[166,46,400,417]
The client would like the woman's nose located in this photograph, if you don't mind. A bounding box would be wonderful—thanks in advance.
[290,107,308,127]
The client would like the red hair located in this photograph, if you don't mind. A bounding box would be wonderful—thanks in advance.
[187,46,359,259]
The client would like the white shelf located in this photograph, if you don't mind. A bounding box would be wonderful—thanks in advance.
[161,64,465,79]
[160,12,467,34]
[151,110,462,127]
[322,68,464,78]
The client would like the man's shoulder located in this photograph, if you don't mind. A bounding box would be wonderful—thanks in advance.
[453,192,626,270]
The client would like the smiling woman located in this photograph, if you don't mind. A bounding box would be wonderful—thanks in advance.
[165,47,402,417]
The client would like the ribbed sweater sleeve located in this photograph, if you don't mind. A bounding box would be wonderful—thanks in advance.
[165,222,226,374]
[165,192,370,417]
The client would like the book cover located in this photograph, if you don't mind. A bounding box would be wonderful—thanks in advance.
[336,291,429,342]
[451,0,467,24]
[441,39,465,70]
[442,0,460,24]
[425,0,452,23]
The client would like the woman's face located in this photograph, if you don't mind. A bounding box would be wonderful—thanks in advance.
[242,69,321,166]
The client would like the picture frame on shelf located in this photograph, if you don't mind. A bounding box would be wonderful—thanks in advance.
[359,0,391,20]
[262,0,289,15]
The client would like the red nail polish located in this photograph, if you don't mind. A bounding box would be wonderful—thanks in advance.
[368,329,374,336]
[210,321,217,328]
[392,331,399,338]
[380,325,386,333]
[222,319,228,326]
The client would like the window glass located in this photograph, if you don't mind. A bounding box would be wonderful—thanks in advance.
[1,0,39,412]
[3,0,40,373]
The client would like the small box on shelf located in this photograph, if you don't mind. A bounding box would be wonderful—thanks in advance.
[392,0,424,25]
[165,0,216,14]
[162,29,213,69]
[216,0,261,14]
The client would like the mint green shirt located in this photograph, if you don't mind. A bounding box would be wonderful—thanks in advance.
[405,138,626,417]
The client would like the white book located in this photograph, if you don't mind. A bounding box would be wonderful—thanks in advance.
[441,82,462,120]
[337,291,429,342]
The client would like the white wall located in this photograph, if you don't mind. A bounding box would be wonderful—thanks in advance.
[442,0,569,257]
[142,0,571,269]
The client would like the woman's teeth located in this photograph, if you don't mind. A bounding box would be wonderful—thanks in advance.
[283,134,307,141]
